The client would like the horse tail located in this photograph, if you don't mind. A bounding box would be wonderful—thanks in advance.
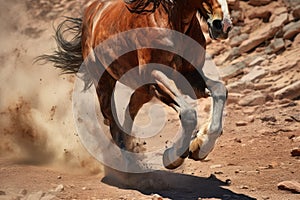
[37,17,83,74]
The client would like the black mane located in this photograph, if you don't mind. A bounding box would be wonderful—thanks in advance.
[125,0,175,14]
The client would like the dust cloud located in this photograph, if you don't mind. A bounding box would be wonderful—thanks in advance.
[0,0,102,174]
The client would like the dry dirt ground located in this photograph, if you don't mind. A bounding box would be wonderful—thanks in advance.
[0,0,300,200]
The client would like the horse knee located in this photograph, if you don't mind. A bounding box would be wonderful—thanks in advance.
[179,108,197,129]
[210,82,227,99]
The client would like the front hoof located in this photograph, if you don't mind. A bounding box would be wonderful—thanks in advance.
[163,147,184,169]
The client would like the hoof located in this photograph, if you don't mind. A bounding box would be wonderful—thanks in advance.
[163,147,184,169]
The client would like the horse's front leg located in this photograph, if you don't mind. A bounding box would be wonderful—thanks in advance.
[151,70,198,169]
[189,80,227,160]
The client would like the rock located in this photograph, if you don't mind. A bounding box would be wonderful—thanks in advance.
[227,92,243,104]
[278,180,300,193]
[274,80,300,100]
[249,0,272,6]
[210,164,222,169]
[283,0,300,8]
[292,33,300,48]
[249,56,265,67]
[229,26,241,39]
[292,136,300,142]
[227,81,254,93]
[242,107,257,114]
[238,91,267,106]
[248,8,271,22]
[241,66,267,82]
[230,33,249,47]
[0,191,6,195]
[283,21,300,39]
[292,5,300,20]
[265,38,285,54]
[260,116,277,122]
[228,0,240,10]
[220,62,247,80]
[41,194,56,200]
[54,184,64,192]
[232,11,243,25]
[291,147,300,156]
[19,189,27,196]
[248,115,255,123]
[152,194,163,200]
[236,121,247,126]
[27,191,45,200]
[291,114,300,122]
[239,13,288,53]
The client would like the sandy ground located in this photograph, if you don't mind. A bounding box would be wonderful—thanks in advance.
[0,0,300,200]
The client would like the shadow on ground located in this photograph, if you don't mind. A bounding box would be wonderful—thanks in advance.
[102,169,256,200]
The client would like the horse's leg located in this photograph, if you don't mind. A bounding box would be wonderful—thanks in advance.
[151,70,198,169]
[122,85,154,139]
[189,80,227,160]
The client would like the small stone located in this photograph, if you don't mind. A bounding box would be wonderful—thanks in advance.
[292,136,300,143]
[152,194,163,200]
[291,147,300,157]
[240,66,267,82]
[19,189,27,196]
[274,80,300,100]
[249,56,265,67]
[55,184,64,192]
[57,176,62,179]
[248,116,255,123]
[27,191,45,200]
[292,5,300,20]
[236,121,247,127]
[227,93,243,104]
[230,33,249,47]
[225,179,232,186]
[214,171,223,175]
[238,91,266,106]
[291,114,300,122]
[249,0,272,6]
[41,194,57,200]
[283,21,300,39]
[210,164,222,169]
[266,38,285,54]
[243,107,256,114]
[277,180,300,193]
[260,116,277,122]
[240,185,249,189]
[234,138,242,143]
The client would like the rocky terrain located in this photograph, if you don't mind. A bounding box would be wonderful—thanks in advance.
[0,0,299,199]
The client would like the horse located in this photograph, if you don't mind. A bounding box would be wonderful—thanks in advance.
[40,0,232,172]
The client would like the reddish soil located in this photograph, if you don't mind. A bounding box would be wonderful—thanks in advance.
[0,0,299,200]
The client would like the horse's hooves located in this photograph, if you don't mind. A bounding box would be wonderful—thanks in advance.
[163,147,184,169]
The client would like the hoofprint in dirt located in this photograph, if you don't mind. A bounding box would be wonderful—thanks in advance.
[1,0,300,200]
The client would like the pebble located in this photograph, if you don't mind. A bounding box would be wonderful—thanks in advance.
[19,189,27,196]
[277,180,300,193]
[210,164,223,169]
[235,121,247,127]
[291,147,300,156]
[152,194,163,200]
[55,184,64,192]
[240,185,249,189]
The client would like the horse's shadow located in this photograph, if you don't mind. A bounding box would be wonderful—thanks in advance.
[101,169,256,200]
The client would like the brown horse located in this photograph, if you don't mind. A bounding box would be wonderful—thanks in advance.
[41,0,232,170]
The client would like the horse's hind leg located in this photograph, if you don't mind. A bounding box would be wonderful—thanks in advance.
[189,80,227,160]
[122,85,154,141]
[151,70,198,169]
